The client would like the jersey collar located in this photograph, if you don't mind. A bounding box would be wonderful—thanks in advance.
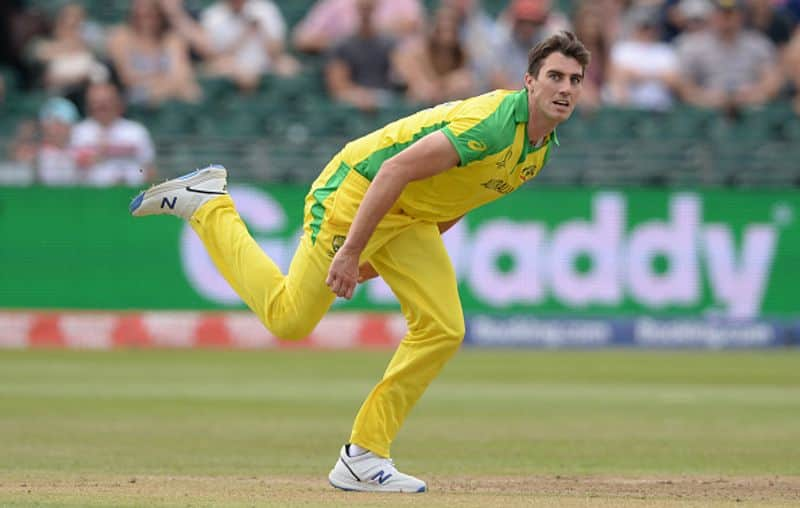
[515,89,560,148]
[514,89,529,123]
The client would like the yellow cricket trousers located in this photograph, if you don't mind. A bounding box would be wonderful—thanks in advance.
[189,162,465,458]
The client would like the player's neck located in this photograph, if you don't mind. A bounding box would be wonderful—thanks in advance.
[527,109,557,146]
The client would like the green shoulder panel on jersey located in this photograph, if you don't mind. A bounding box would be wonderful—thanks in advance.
[353,121,450,181]
[309,160,351,244]
[441,91,521,167]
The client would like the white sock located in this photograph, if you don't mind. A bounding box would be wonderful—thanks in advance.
[348,443,370,456]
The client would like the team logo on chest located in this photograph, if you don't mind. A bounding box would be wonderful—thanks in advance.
[328,235,346,258]
[519,163,540,181]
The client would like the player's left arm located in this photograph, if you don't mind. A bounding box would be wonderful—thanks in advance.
[326,131,460,298]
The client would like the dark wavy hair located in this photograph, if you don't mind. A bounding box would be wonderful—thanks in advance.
[527,31,591,78]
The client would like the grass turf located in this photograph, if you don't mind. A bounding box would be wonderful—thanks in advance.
[0,349,798,506]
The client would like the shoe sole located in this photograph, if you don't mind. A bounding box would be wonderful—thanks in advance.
[328,474,426,493]
[129,165,227,216]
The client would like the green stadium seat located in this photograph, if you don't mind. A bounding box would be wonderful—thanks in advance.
[782,117,800,141]
[0,66,20,99]
[196,109,264,138]
[198,76,239,105]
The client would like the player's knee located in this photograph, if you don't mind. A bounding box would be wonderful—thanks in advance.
[440,320,466,345]
[267,320,314,341]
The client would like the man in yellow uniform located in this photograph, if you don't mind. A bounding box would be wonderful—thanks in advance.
[130,31,589,493]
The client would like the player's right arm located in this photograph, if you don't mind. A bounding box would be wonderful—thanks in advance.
[326,131,460,299]
[357,214,463,283]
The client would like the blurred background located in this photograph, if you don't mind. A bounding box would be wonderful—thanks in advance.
[1,0,799,350]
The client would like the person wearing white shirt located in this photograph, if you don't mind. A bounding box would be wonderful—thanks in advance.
[607,7,680,111]
[70,82,156,186]
[200,0,299,89]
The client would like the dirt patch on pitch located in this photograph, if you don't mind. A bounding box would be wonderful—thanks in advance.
[2,474,799,507]
[433,475,800,503]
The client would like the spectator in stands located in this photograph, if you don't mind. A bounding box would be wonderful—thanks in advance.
[392,6,475,105]
[491,0,571,89]
[192,0,300,91]
[675,0,715,36]
[107,0,200,105]
[588,0,628,43]
[744,0,796,48]
[293,0,424,54]
[325,0,400,111]
[607,6,680,111]
[496,0,572,40]
[788,0,800,21]
[8,120,38,172]
[441,0,501,92]
[31,4,108,102]
[70,82,156,186]
[665,0,715,41]
[2,116,37,185]
[37,97,81,186]
[0,1,49,90]
[571,1,610,110]
[786,27,800,113]
[676,0,783,113]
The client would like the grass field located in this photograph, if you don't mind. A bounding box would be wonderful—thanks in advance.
[1,349,799,507]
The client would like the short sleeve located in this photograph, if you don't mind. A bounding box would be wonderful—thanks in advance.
[255,2,287,41]
[441,114,502,167]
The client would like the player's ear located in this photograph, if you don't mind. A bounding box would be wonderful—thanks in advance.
[524,72,535,93]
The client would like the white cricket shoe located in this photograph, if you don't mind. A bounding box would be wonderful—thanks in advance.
[129,164,228,220]
[328,445,427,493]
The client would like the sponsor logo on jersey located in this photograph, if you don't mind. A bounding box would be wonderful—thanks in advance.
[481,178,515,194]
[467,140,488,152]
[496,148,513,169]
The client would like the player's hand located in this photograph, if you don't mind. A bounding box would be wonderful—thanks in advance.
[326,247,360,299]
[357,262,379,283]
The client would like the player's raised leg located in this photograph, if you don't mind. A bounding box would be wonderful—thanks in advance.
[130,165,336,339]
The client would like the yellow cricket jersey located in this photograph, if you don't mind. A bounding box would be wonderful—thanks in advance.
[307,89,558,244]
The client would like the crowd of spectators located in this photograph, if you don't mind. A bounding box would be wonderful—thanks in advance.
[2,0,800,185]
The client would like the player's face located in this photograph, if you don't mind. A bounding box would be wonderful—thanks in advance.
[526,52,584,123]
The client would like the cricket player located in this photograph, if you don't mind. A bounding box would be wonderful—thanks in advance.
[130,31,589,493]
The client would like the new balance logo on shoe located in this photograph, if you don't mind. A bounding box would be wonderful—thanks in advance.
[371,471,393,484]
[161,197,177,209]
